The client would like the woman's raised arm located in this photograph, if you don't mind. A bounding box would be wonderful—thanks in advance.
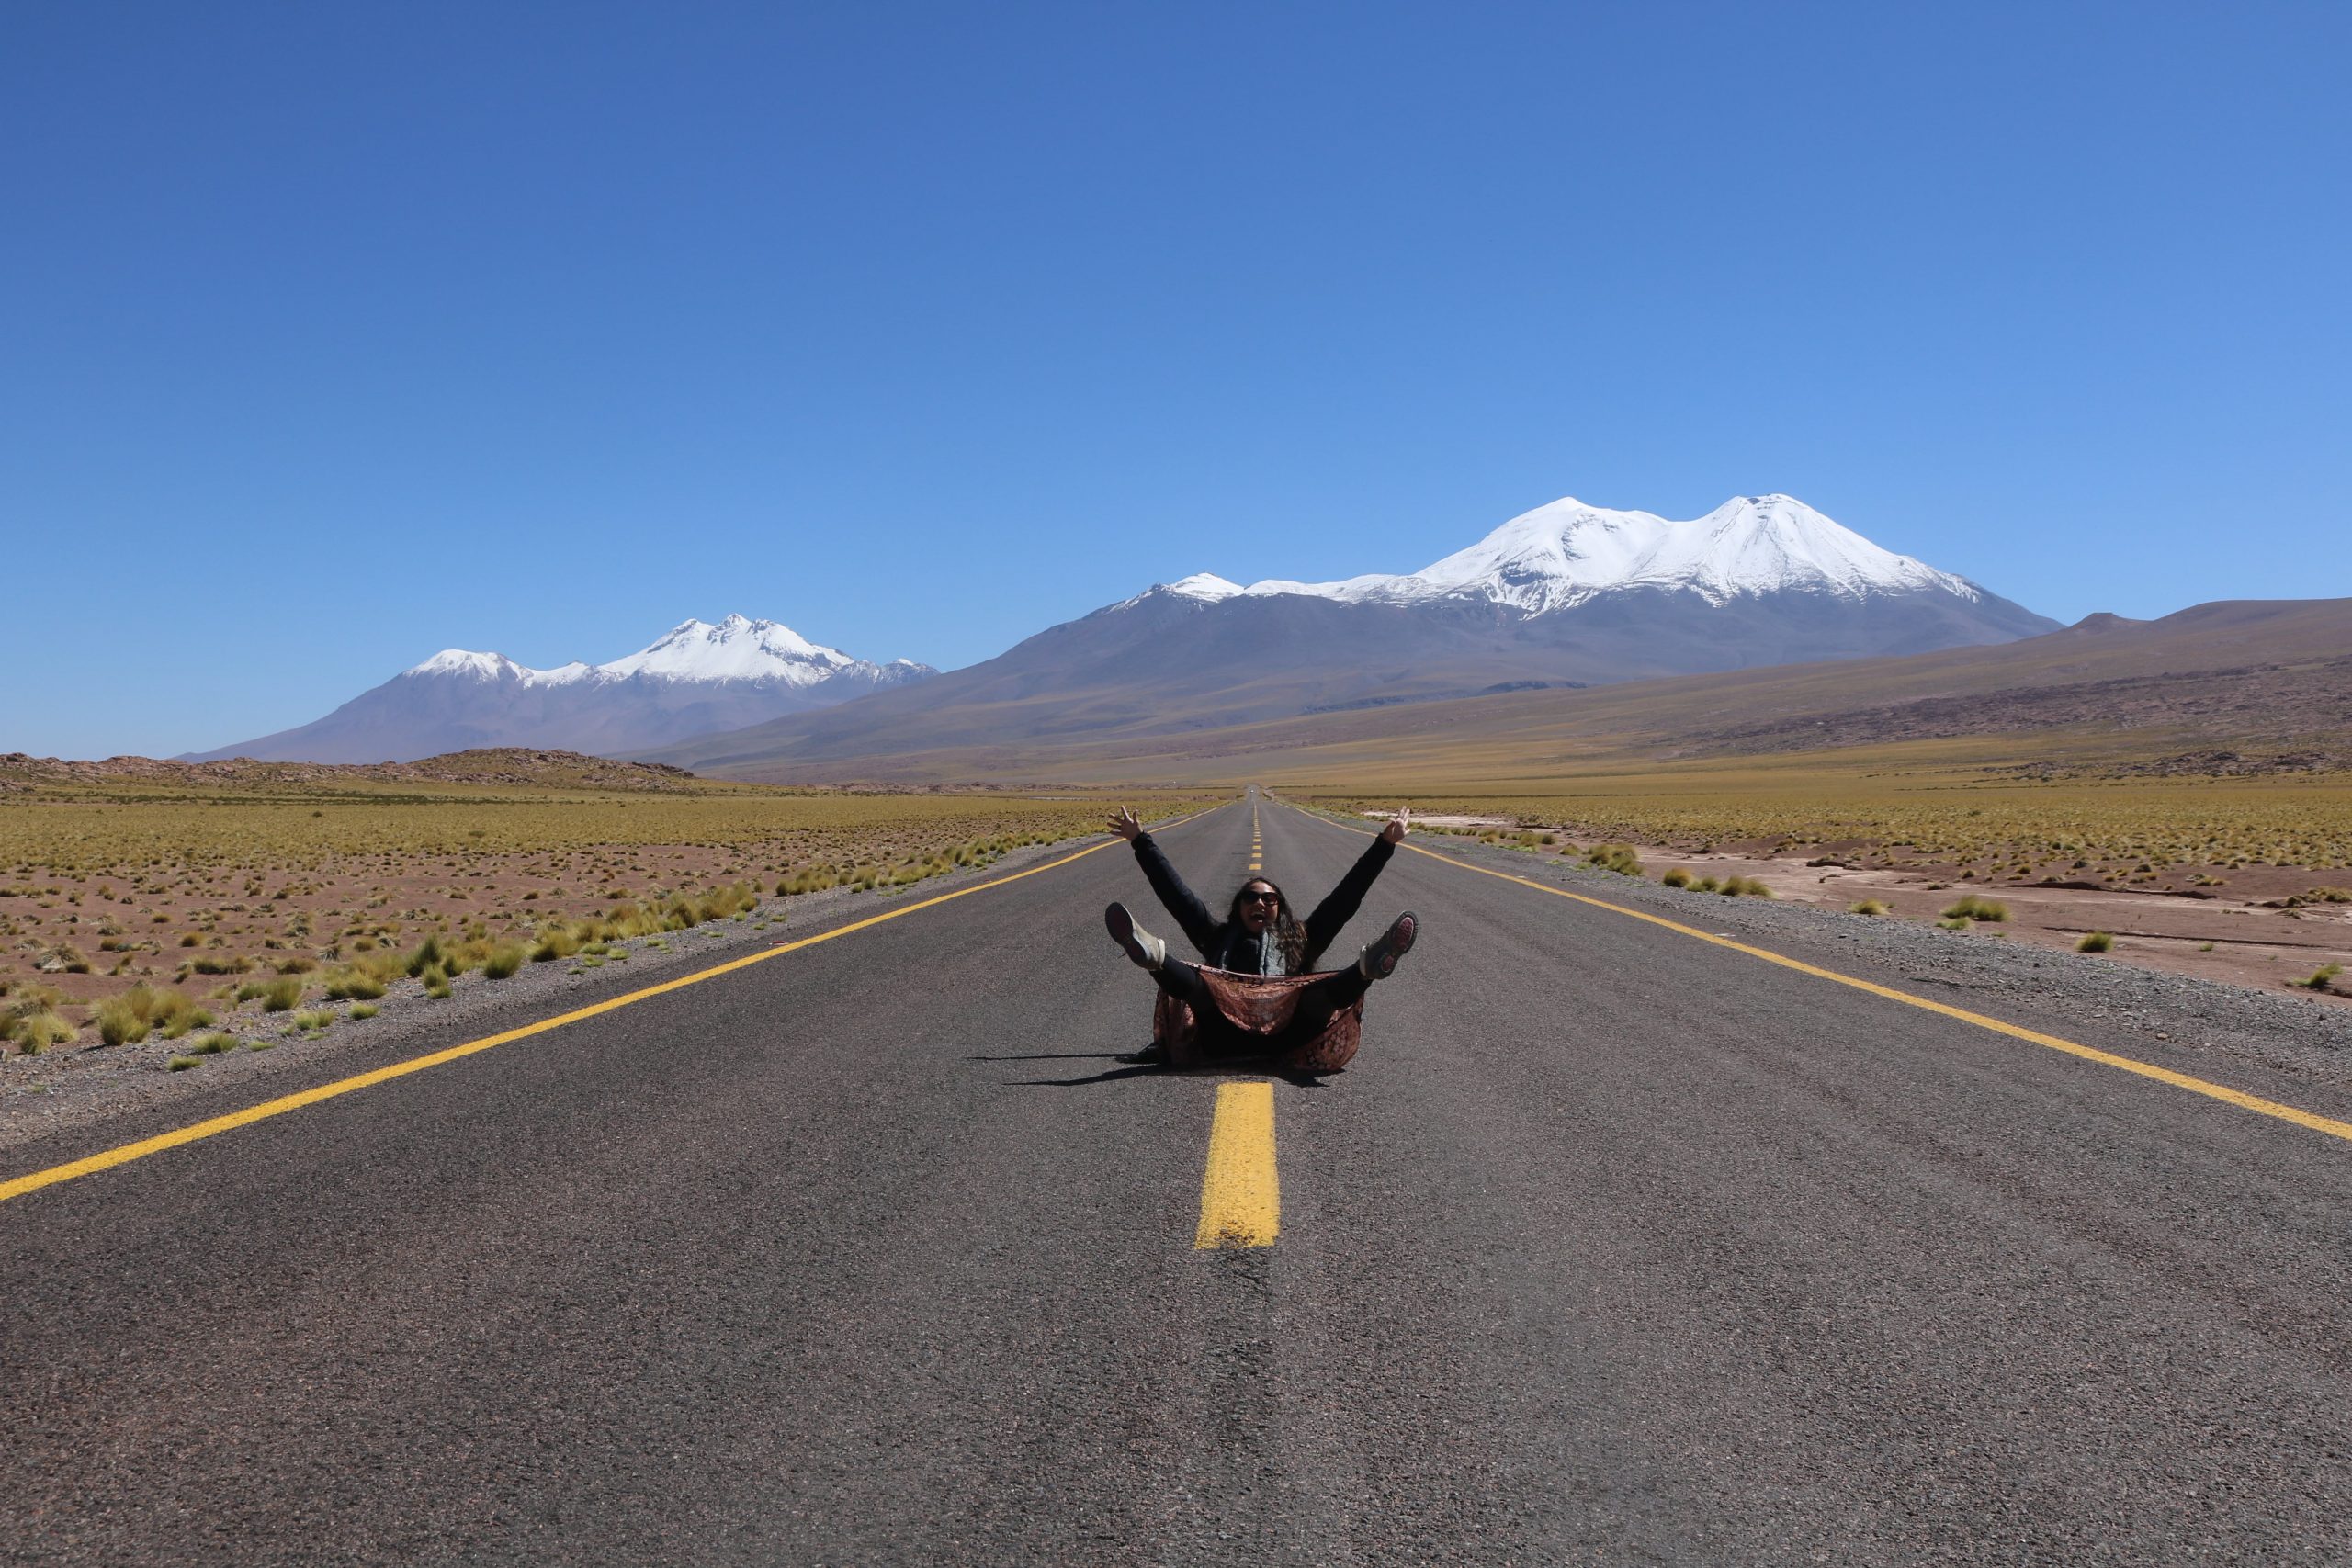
[1300,808,1408,964]
[1111,807,1219,953]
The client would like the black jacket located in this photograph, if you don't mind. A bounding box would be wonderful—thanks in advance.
[1131,830,1394,974]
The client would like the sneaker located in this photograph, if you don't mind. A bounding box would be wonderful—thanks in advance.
[1104,902,1167,970]
[1360,911,1417,980]
[1116,1043,1167,1066]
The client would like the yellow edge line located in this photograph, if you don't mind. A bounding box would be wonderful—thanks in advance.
[0,805,1226,1207]
[1294,805,2352,1145]
[1195,1080,1279,1248]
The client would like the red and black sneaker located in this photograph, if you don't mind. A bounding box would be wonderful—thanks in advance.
[1362,911,1417,979]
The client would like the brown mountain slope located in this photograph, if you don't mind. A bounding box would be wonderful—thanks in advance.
[646,574,2058,775]
[699,598,2352,785]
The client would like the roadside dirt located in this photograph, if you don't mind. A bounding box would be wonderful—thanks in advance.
[1397,815,2352,1009]
[2,842,782,1021]
[0,830,1101,1152]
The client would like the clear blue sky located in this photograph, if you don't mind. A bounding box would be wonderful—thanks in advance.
[6,1,2346,758]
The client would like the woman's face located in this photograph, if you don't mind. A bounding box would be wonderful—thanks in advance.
[1237,881,1281,934]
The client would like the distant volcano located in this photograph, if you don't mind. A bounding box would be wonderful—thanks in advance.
[184,615,935,763]
[1130,493,2021,615]
[641,493,2060,774]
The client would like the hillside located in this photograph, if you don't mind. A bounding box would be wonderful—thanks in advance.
[644,494,2059,776]
[184,616,935,764]
[686,598,2352,786]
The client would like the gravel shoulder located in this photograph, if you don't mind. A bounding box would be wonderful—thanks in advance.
[1303,804,2352,1109]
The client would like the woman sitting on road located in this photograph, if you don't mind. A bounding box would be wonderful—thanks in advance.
[1102,805,1418,1066]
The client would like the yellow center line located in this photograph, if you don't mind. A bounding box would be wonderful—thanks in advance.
[1,804,1231,1208]
[1196,1080,1280,1248]
[1291,804,2352,1146]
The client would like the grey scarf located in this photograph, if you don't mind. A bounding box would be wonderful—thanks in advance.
[1237,929,1286,976]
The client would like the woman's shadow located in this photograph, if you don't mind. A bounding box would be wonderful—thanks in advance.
[966,1051,1331,1089]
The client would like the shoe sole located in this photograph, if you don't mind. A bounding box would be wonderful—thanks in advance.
[1368,912,1417,978]
[1104,903,1146,965]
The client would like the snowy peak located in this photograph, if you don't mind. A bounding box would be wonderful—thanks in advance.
[599,615,856,687]
[1165,573,1246,603]
[1105,573,1249,614]
[406,649,525,681]
[1414,493,1975,611]
[403,649,595,686]
[200,615,937,763]
[1645,494,1973,604]
[1147,494,1984,615]
[399,615,924,692]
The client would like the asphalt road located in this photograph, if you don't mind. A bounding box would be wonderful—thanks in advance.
[8,794,2352,1565]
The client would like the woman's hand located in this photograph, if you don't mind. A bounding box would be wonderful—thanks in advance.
[1109,806,1144,842]
[1381,807,1411,845]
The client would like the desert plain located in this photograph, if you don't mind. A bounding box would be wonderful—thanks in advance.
[8,599,2350,1104]
[0,749,1210,1073]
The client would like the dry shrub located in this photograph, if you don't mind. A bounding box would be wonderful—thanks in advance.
[5,986,76,1053]
[1583,844,1643,877]
[94,984,214,1045]
[323,965,390,1000]
[1940,894,2009,923]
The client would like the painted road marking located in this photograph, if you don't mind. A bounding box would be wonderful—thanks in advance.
[1196,1080,1280,1248]
[0,805,1227,1208]
[1293,804,2352,1148]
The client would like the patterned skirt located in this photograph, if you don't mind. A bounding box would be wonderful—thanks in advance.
[1151,966,1363,1073]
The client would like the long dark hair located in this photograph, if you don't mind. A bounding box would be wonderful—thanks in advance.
[1229,878,1307,972]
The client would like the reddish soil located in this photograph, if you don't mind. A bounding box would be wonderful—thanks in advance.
[1405,816,2352,1010]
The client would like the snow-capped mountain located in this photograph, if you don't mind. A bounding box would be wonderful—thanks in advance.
[185,616,936,763]
[1147,495,1984,614]
[402,615,926,693]
[646,493,2060,776]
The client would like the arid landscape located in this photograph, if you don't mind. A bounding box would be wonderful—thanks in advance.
[1308,793,2351,1008]
[0,749,1209,1065]
[13,598,2349,1073]
[597,597,2352,1010]
[18,12,2352,1561]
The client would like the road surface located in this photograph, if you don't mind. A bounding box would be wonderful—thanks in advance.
[7,795,2352,1563]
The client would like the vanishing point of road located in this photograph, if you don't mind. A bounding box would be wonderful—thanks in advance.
[7,795,2352,1564]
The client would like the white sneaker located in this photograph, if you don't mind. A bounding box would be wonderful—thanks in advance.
[1104,903,1167,970]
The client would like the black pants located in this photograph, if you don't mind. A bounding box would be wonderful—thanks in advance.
[1155,957,1372,1046]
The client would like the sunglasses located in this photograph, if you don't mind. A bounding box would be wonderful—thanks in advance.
[1240,890,1281,905]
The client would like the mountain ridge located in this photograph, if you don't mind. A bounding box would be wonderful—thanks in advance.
[185,615,935,764]
[1134,494,1984,613]
[642,492,2056,774]
[180,491,2061,768]
[677,597,2352,785]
